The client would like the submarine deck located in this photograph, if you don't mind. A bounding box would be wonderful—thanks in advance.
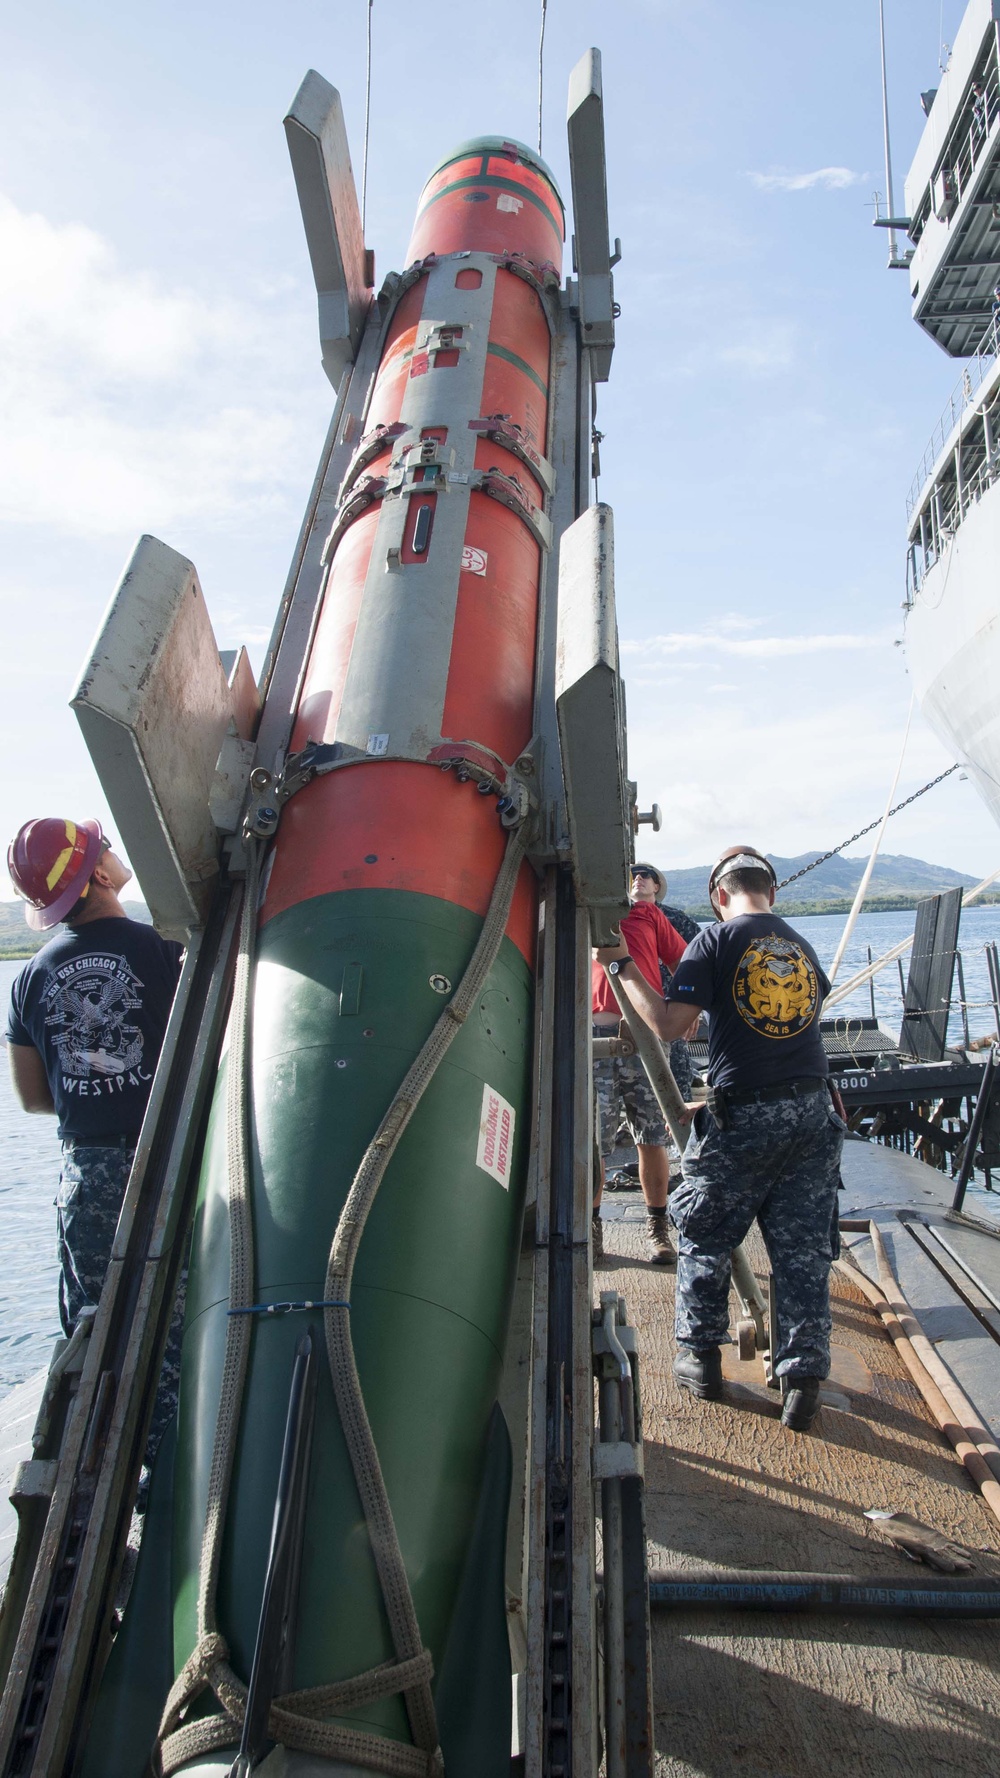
[598,1138,1000,1777]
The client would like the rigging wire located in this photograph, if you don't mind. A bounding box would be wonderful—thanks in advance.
[361,0,374,234]
[776,761,961,891]
[537,0,548,155]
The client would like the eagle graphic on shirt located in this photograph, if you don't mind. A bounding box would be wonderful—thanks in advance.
[732,936,819,1039]
[41,958,146,1078]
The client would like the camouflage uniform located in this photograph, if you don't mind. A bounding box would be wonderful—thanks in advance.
[668,1037,693,1103]
[593,1034,668,1157]
[57,1138,185,1455]
[669,1090,843,1379]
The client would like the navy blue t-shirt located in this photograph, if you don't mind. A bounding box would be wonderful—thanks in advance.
[7,918,183,1139]
[665,913,830,1091]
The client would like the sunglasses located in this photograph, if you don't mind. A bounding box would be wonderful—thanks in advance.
[631,868,657,881]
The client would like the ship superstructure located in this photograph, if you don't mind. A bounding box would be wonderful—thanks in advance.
[901,0,1000,824]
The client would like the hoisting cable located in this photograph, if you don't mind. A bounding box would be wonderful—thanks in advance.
[776,761,960,891]
[155,818,529,1778]
[537,0,548,155]
[361,0,374,235]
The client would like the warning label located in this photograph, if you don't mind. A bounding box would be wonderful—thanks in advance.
[461,545,488,576]
[476,1083,516,1188]
[496,192,523,214]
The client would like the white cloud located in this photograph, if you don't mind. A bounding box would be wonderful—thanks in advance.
[718,320,796,375]
[747,167,865,192]
[0,192,323,539]
[621,627,884,660]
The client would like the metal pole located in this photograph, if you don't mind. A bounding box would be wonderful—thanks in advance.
[605,972,770,1337]
[956,949,971,1050]
[878,0,900,265]
[987,941,1000,1039]
[598,1297,627,1778]
[647,1570,1000,1617]
[953,1046,998,1212]
[868,945,876,1020]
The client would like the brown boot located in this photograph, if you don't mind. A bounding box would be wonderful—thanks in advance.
[646,1210,675,1266]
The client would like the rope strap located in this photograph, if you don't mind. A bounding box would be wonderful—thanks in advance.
[154,818,527,1778]
[321,823,528,1764]
[156,1640,441,1777]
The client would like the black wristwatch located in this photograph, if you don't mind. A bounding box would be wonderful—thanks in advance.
[608,956,634,976]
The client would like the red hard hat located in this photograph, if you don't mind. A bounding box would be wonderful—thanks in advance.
[7,818,106,931]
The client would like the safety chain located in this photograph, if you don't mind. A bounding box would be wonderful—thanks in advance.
[776,764,961,890]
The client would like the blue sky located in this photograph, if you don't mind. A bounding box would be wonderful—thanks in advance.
[1,0,993,897]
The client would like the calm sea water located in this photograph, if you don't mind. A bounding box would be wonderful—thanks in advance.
[3,906,1000,1391]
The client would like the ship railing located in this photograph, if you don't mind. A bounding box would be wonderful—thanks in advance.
[910,39,1000,250]
[906,308,1000,520]
[907,418,1000,601]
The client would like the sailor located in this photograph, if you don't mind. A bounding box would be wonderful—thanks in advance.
[592,862,696,1266]
[6,818,183,1451]
[597,845,844,1432]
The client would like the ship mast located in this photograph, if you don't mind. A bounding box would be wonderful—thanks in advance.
[876,0,912,269]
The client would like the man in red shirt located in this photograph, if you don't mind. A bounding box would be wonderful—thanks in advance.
[593,863,695,1264]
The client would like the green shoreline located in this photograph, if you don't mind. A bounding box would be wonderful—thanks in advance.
[678,893,1000,921]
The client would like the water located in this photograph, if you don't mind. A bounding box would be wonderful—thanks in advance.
[0,959,63,1390]
[2,909,1000,1393]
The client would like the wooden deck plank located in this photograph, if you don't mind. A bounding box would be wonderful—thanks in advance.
[598,1151,1000,1777]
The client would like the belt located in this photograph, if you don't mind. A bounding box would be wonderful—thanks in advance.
[62,1133,137,1149]
[717,1077,827,1107]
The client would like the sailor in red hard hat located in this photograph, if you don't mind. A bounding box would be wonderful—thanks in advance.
[591,861,697,1267]
[6,817,183,1455]
[598,842,843,1434]
[7,817,109,931]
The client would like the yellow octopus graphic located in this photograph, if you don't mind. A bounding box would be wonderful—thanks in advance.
[733,937,819,1038]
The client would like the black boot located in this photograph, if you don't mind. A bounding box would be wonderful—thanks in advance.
[780,1377,821,1431]
[673,1346,723,1400]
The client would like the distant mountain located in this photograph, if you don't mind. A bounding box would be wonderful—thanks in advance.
[660,852,978,914]
[0,900,151,957]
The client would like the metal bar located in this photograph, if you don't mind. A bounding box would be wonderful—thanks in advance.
[605,971,769,1338]
[987,942,1000,1039]
[0,888,242,1778]
[597,1299,626,1778]
[868,946,876,1021]
[900,1219,1000,1343]
[953,1047,998,1211]
[730,1245,768,1351]
[956,950,971,1049]
[230,1331,318,1776]
[646,1571,1000,1616]
[255,298,385,767]
[538,867,595,1778]
[603,975,687,1147]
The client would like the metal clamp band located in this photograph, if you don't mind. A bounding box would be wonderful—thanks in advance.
[471,467,553,551]
[228,1300,350,1317]
[468,415,555,495]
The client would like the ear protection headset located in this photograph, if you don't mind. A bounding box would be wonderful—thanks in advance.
[707,846,777,919]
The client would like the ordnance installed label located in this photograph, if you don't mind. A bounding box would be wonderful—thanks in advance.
[476,1084,516,1187]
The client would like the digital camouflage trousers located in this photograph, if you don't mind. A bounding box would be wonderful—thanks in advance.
[669,1090,844,1380]
[57,1139,185,1458]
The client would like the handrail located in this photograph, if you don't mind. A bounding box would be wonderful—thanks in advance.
[907,310,1000,520]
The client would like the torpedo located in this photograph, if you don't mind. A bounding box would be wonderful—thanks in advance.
[0,52,655,1778]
